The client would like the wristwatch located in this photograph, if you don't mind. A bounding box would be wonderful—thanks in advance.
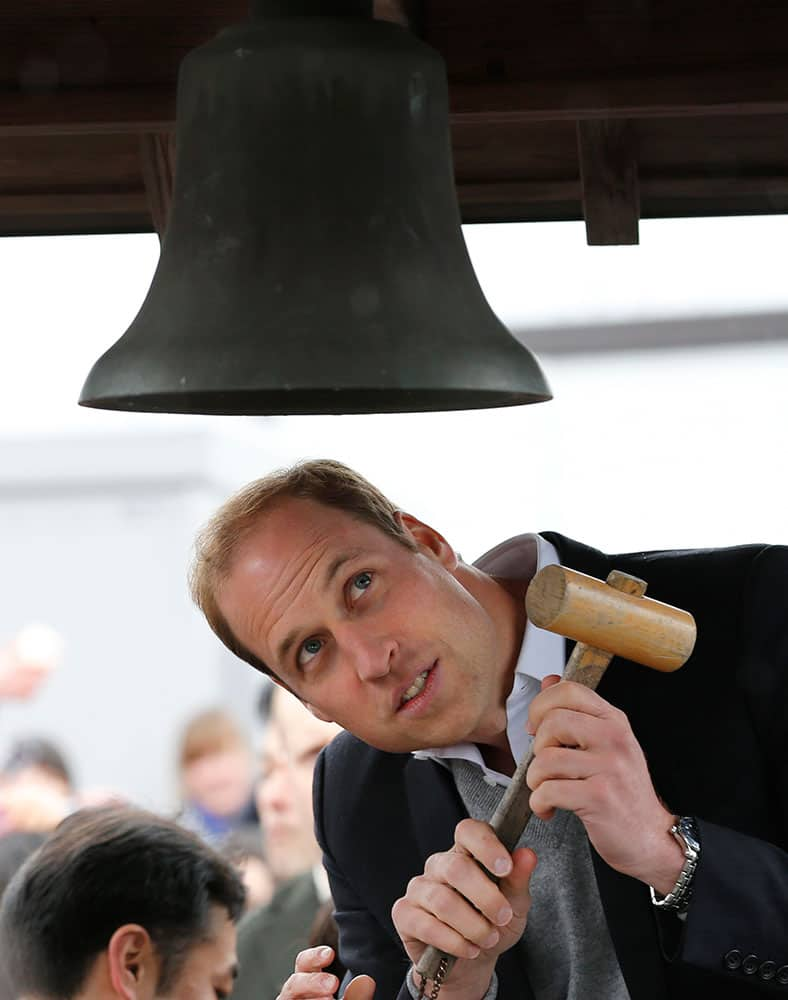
[649,815,700,913]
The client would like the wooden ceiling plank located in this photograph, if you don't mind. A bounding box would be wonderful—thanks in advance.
[577,118,639,245]
[0,87,174,136]
[0,191,147,214]
[4,66,788,140]
[449,66,788,123]
[641,175,788,198]
[457,178,580,205]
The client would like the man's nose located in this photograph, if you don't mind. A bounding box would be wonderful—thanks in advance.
[259,765,291,810]
[338,626,396,682]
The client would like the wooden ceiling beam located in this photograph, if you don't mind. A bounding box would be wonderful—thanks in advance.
[0,87,175,137]
[0,191,147,215]
[3,62,788,140]
[450,66,788,124]
[577,119,639,245]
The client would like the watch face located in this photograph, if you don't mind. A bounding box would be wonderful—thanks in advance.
[676,816,700,854]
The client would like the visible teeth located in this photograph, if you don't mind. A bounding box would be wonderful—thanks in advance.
[401,670,429,704]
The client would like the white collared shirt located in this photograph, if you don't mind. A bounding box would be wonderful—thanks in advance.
[312,862,332,903]
[413,533,564,786]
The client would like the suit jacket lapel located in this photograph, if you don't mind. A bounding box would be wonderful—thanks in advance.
[405,754,465,859]
[540,533,670,1000]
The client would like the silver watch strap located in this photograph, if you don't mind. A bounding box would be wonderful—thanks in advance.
[650,816,700,913]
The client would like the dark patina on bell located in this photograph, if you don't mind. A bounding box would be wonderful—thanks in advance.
[79,1,552,414]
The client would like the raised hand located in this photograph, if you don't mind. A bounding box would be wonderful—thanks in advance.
[276,946,375,1000]
[391,818,537,1000]
[526,676,683,894]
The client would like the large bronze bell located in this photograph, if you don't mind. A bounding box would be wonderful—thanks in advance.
[79,1,552,414]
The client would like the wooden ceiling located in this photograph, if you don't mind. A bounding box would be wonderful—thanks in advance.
[2,1,788,245]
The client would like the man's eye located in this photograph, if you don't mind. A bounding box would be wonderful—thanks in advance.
[297,637,323,668]
[350,571,373,600]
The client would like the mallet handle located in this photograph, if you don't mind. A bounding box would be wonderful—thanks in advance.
[415,571,646,987]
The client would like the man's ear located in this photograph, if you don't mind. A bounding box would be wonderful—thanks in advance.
[396,512,459,570]
[305,703,335,723]
[107,926,156,1000]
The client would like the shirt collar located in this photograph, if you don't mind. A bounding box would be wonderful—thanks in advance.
[476,533,562,684]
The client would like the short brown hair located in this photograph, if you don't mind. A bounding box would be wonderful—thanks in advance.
[189,459,415,678]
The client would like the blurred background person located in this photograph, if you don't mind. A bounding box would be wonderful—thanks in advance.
[176,707,259,846]
[1,735,72,798]
[0,735,127,836]
[0,736,73,835]
[0,623,62,703]
[232,686,342,1000]
[221,821,276,914]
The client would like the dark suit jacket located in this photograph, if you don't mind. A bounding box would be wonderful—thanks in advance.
[314,535,788,999]
[233,870,321,1000]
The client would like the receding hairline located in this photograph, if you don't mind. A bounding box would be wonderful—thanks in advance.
[189,460,419,681]
[208,495,413,604]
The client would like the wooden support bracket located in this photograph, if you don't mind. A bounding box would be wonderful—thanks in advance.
[139,131,175,243]
[577,119,640,245]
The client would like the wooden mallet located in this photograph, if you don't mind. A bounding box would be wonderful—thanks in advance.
[415,565,697,991]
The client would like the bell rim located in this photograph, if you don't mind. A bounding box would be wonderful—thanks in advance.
[78,385,553,416]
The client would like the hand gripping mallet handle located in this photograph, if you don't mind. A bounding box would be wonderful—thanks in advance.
[415,567,696,987]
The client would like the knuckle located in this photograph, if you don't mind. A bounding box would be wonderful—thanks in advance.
[444,852,468,884]
[423,853,444,877]
[607,725,630,754]
[423,881,454,914]
[407,872,425,893]
[588,773,614,807]
[455,817,480,841]
[606,748,627,777]
[610,704,628,725]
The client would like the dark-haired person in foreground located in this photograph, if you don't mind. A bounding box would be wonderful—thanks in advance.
[190,459,788,1000]
[0,804,244,1000]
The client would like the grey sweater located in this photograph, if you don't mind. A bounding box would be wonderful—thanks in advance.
[450,758,631,1000]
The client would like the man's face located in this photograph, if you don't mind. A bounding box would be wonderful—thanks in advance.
[255,690,340,881]
[155,906,237,1000]
[181,747,253,818]
[217,498,512,753]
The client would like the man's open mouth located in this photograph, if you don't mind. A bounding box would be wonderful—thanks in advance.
[399,663,436,707]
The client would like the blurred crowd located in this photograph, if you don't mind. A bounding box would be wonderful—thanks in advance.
[0,624,347,1000]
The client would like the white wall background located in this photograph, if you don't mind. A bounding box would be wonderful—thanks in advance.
[0,432,266,812]
[1,215,786,809]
